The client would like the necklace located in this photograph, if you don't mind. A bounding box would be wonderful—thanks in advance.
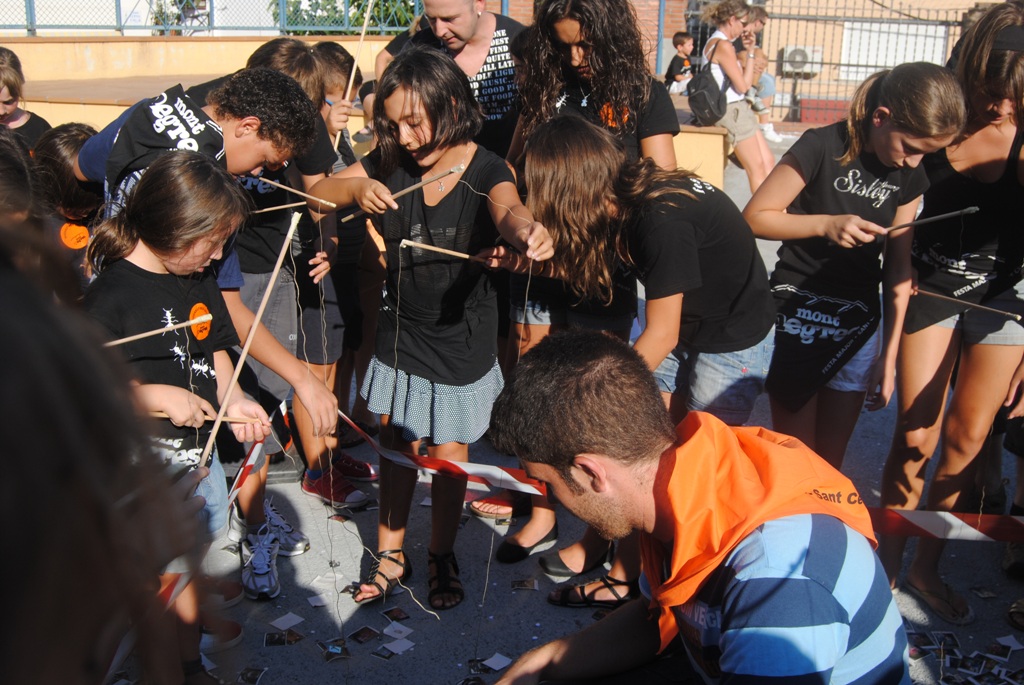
[433,143,473,192]
[555,88,592,111]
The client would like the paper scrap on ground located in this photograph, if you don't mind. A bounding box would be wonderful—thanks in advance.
[269,612,304,631]
[308,594,327,607]
[383,622,413,639]
[483,653,513,671]
[384,638,415,654]
[998,635,1024,651]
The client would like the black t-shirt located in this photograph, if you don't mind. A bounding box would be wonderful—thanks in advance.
[104,84,227,214]
[664,55,693,86]
[771,122,929,299]
[905,126,1024,331]
[361,147,512,384]
[627,177,775,353]
[9,112,52,154]
[409,14,525,157]
[766,122,928,411]
[187,76,340,274]
[554,75,680,163]
[83,259,239,456]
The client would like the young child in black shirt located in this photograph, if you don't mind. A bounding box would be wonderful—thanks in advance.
[0,47,51,154]
[664,31,694,95]
[744,62,964,468]
[83,152,271,685]
[309,46,552,611]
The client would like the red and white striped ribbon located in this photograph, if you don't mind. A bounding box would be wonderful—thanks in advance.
[338,410,546,497]
[869,508,1024,542]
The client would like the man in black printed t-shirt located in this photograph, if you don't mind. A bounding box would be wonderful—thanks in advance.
[409,0,524,157]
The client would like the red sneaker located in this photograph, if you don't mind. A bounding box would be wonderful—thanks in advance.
[331,451,378,482]
[301,467,369,508]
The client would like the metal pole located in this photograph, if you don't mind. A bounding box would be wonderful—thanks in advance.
[115,0,124,34]
[656,0,666,75]
[501,0,509,15]
[278,0,287,32]
[24,0,36,36]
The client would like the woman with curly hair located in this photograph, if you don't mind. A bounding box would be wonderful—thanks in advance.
[472,0,681,606]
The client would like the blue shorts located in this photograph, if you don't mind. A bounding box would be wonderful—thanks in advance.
[152,440,229,548]
[508,273,637,331]
[756,73,777,98]
[652,327,775,426]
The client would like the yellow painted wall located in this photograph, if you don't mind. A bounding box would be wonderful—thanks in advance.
[5,36,391,83]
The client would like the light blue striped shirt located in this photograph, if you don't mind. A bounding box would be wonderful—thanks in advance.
[642,513,909,684]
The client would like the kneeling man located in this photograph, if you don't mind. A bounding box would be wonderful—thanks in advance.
[490,330,908,684]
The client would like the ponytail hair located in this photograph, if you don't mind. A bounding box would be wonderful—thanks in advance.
[88,151,250,272]
[842,62,965,165]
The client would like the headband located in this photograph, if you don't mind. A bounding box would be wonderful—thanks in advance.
[993,25,1024,51]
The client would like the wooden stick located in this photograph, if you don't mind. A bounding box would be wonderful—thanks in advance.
[104,314,213,347]
[335,0,377,151]
[887,206,979,233]
[148,411,264,424]
[340,164,465,223]
[199,213,303,469]
[915,288,1022,321]
[251,201,307,215]
[399,239,486,263]
[257,176,337,209]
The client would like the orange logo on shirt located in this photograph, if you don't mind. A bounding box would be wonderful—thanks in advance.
[189,303,212,340]
[60,223,90,250]
[599,103,630,128]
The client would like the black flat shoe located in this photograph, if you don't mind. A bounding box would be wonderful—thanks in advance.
[495,524,559,564]
[538,541,613,578]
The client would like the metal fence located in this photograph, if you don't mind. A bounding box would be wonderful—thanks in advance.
[2,0,426,35]
[683,0,974,123]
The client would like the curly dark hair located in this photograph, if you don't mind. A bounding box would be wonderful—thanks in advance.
[518,0,651,139]
[207,67,318,159]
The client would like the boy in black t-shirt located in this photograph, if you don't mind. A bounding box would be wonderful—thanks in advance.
[664,31,694,95]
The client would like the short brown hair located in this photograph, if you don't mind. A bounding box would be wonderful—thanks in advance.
[0,47,25,101]
[312,41,362,96]
[247,38,326,108]
[490,330,676,493]
[955,0,1024,129]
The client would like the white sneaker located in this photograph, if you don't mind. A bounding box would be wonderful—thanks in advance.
[241,525,281,600]
[760,123,784,143]
[264,497,310,557]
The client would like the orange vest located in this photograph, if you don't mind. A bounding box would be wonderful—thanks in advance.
[639,412,876,652]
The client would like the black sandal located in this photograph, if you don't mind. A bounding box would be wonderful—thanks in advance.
[354,549,411,604]
[547,574,639,609]
[427,550,464,610]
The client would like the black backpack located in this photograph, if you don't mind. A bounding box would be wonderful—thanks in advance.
[687,40,729,126]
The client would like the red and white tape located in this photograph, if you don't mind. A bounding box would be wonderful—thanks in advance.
[338,410,545,497]
[869,508,1024,542]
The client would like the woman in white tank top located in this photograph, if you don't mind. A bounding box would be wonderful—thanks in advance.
[700,0,775,191]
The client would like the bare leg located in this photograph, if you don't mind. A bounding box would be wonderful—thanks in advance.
[549,531,640,604]
[814,388,868,469]
[770,394,818,449]
[733,132,774,193]
[353,226,386,427]
[427,441,471,610]
[353,414,418,603]
[878,324,958,583]
[907,342,1024,602]
[236,459,268,527]
[293,362,338,471]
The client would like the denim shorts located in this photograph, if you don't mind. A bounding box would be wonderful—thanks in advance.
[824,326,881,392]
[508,273,637,331]
[756,73,777,98]
[153,442,230,540]
[934,280,1024,345]
[652,327,775,426]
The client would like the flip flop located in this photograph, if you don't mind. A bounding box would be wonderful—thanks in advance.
[904,580,975,625]
[468,491,532,520]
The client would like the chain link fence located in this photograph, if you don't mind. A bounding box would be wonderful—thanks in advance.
[684,0,978,123]
[2,0,422,36]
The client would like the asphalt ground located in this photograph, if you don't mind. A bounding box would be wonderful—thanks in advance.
[116,129,1024,685]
